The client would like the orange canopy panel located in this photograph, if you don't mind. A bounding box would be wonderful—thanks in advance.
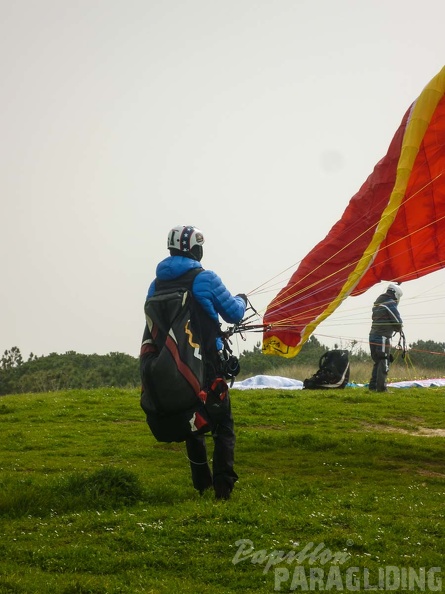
[263,67,445,358]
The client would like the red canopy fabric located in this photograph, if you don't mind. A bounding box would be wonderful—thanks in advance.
[263,67,445,358]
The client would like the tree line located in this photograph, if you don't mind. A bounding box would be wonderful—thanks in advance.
[0,337,444,396]
[0,349,140,395]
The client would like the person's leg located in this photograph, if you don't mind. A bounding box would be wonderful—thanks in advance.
[185,434,213,494]
[211,395,238,500]
[370,335,390,392]
[369,335,388,390]
[369,362,378,390]
[376,337,391,392]
[369,335,380,390]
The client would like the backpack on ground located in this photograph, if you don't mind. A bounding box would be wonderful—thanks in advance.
[139,270,237,442]
[303,350,350,389]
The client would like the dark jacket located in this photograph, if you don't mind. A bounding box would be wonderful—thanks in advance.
[370,291,403,338]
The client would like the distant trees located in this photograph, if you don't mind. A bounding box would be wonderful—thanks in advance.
[0,348,140,396]
[408,340,445,370]
[1,346,24,369]
[1,338,444,396]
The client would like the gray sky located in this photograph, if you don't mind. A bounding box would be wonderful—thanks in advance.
[2,0,445,360]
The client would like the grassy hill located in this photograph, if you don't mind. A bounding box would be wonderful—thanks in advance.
[1,386,444,593]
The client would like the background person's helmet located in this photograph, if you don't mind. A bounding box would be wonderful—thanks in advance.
[387,283,403,303]
[167,225,205,261]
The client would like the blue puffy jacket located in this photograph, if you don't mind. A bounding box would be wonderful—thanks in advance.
[147,256,246,349]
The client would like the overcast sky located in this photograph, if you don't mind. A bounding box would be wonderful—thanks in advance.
[2,0,445,361]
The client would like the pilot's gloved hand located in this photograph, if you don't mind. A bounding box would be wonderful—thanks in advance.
[236,293,248,305]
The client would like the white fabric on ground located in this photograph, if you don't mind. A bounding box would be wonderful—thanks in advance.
[232,375,303,390]
[232,375,445,390]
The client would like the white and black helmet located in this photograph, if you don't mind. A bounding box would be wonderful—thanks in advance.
[387,283,403,303]
[167,225,205,260]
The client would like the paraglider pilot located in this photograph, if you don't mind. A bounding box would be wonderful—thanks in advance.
[369,283,403,392]
[141,225,247,500]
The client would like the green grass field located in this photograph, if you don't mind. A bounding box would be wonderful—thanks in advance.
[1,386,444,593]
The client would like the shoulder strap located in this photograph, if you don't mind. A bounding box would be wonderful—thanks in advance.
[154,267,202,294]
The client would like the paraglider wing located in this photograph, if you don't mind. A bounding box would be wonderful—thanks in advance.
[263,66,445,358]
